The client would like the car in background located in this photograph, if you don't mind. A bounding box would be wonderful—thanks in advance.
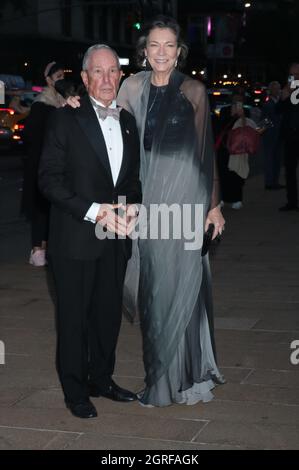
[0,90,38,152]
[208,88,233,118]
[250,84,268,107]
[208,87,262,123]
[0,107,27,150]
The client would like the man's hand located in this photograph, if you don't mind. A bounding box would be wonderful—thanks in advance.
[96,203,127,236]
[124,204,139,236]
[205,205,225,239]
[66,95,81,108]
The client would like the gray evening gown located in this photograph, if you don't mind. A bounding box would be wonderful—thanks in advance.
[118,69,225,407]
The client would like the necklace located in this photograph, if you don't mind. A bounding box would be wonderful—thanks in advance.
[147,87,160,114]
[147,85,167,114]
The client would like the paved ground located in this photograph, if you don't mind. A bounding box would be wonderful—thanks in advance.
[0,154,299,450]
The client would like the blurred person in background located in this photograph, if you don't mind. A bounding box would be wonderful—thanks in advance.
[22,62,65,266]
[216,91,250,209]
[278,62,299,211]
[261,81,284,190]
[54,78,76,99]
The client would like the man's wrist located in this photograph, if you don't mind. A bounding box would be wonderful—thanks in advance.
[84,202,101,224]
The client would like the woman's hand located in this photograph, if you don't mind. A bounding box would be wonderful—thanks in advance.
[66,95,81,108]
[205,205,225,239]
[96,203,127,236]
[256,127,266,135]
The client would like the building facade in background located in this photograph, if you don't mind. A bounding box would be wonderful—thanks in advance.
[0,0,177,82]
[0,0,297,85]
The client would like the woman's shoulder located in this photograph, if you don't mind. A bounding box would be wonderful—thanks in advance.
[181,76,206,94]
[181,76,207,106]
[118,71,150,111]
[121,71,150,90]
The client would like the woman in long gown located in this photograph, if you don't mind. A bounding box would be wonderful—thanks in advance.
[117,16,226,407]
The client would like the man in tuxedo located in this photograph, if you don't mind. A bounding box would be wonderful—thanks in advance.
[39,44,141,418]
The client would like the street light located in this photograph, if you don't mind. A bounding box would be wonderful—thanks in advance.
[192,70,196,76]
[237,74,242,78]
[244,2,251,7]
[223,74,228,79]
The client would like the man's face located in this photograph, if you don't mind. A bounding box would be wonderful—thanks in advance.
[81,49,121,106]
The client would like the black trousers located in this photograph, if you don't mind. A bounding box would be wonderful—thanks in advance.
[284,138,299,207]
[50,241,127,404]
[217,149,245,203]
[31,205,49,247]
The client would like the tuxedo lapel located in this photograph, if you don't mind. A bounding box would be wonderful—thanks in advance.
[75,95,113,184]
[115,109,130,186]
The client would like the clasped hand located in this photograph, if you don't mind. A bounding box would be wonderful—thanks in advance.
[96,203,138,236]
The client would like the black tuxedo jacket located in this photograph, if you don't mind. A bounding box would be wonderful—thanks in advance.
[39,95,141,260]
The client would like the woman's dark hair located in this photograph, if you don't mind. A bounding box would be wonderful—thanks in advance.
[54,79,76,98]
[45,62,64,78]
[135,15,188,69]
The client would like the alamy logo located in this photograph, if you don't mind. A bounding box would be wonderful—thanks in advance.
[290,340,299,365]
[95,199,205,251]
[0,340,5,365]
[290,80,299,105]
[0,81,4,105]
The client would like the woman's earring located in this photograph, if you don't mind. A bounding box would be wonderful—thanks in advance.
[142,57,147,68]
[175,59,178,67]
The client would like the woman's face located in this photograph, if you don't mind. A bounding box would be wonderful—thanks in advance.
[47,69,65,88]
[145,27,181,76]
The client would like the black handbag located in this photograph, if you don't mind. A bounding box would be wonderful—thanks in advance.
[202,224,220,256]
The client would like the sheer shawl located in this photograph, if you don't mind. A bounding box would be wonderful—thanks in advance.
[118,70,219,207]
[117,70,219,387]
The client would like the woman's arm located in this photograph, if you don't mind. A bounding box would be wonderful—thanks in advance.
[182,79,225,238]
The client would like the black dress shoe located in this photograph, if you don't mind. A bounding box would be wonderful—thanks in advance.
[89,380,137,402]
[66,400,97,418]
[279,204,299,212]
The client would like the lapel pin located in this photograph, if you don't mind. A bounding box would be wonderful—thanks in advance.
[126,129,130,134]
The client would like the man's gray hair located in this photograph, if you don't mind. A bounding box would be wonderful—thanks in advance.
[82,44,121,71]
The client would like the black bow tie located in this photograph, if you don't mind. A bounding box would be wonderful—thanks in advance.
[93,102,120,121]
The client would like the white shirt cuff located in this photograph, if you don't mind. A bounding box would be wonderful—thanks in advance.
[84,203,101,224]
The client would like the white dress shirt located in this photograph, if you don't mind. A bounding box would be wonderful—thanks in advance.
[84,97,123,223]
